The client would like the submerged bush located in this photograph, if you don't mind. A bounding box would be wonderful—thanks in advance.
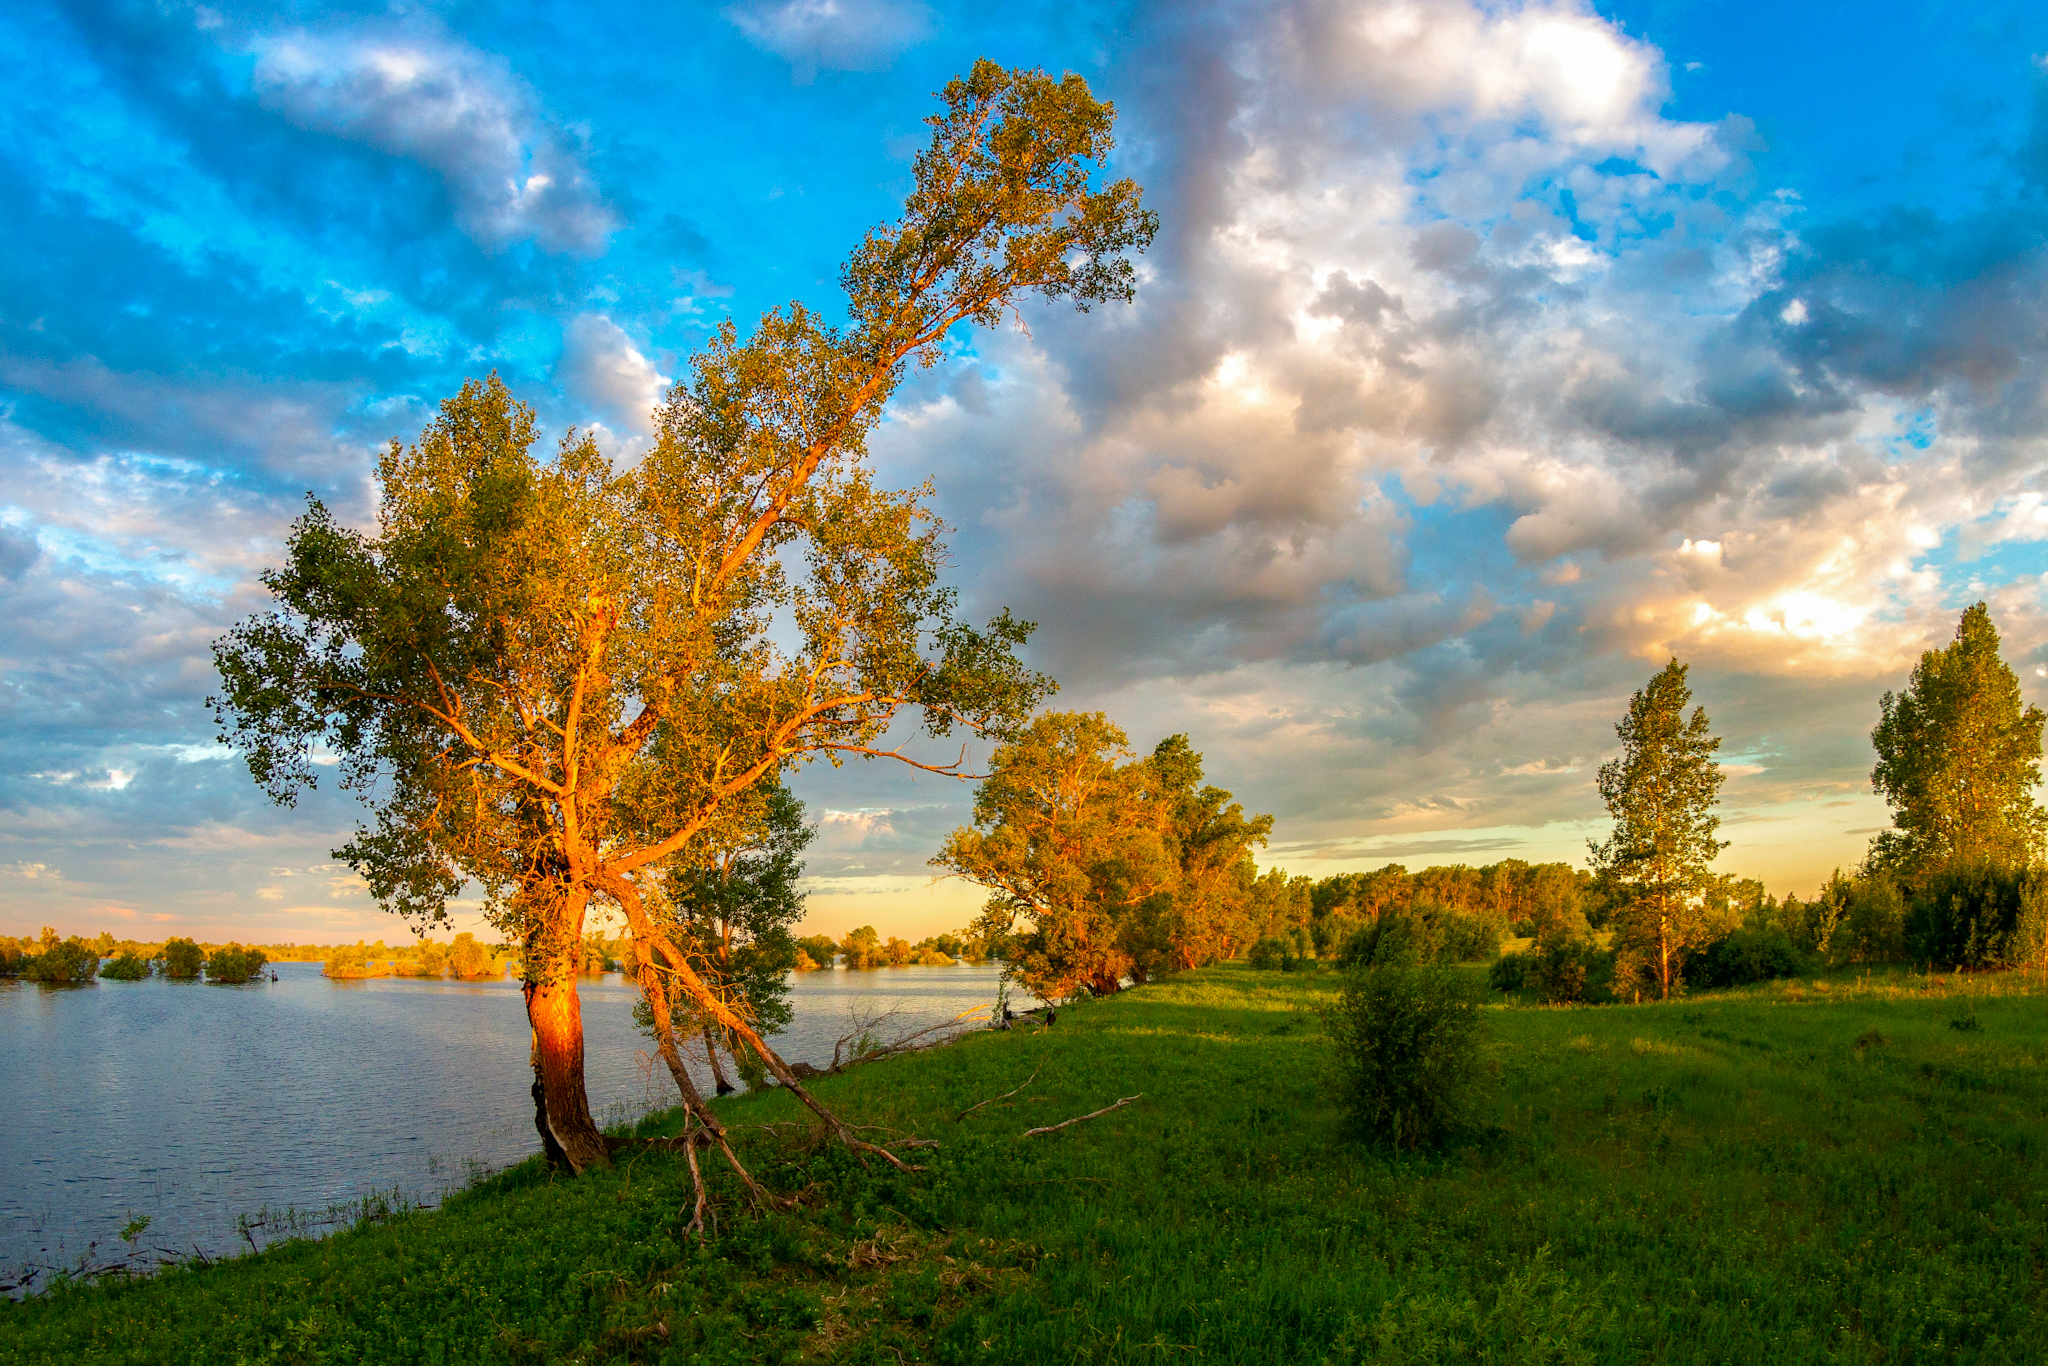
[1325,960,1485,1150]
[447,932,496,980]
[160,937,205,980]
[100,950,153,981]
[205,944,269,984]
[23,935,100,983]
[323,942,380,979]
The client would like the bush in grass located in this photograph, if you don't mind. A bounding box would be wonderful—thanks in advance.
[1533,932,1597,1004]
[1325,959,1485,1150]
[1247,936,1289,970]
[1487,951,1532,993]
[100,950,153,980]
[1342,903,1506,968]
[205,944,269,984]
[160,937,205,980]
[1682,925,1815,989]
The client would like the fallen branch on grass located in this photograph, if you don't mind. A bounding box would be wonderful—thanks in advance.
[1021,1095,1141,1138]
[957,1067,1039,1121]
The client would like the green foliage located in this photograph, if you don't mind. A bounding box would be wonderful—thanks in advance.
[1487,950,1532,993]
[1247,935,1290,970]
[22,930,100,983]
[1340,902,1504,968]
[205,944,270,984]
[9,964,2048,1364]
[1905,861,2048,969]
[646,782,813,1046]
[99,951,153,981]
[1590,658,1729,999]
[160,937,205,980]
[1871,603,2048,881]
[1325,960,1486,1149]
[1683,926,1817,990]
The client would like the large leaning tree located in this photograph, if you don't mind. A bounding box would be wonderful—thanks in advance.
[211,60,1156,1182]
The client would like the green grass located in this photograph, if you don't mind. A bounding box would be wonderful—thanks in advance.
[5,963,2046,1363]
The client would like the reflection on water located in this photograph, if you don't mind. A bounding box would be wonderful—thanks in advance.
[0,960,1013,1278]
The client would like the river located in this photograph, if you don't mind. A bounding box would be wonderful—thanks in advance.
[0,961,1015,1287]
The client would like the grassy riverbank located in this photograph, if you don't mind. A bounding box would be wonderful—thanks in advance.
[4,964,2045,1364]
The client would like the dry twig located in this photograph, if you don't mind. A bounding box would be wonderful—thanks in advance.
[956,1067,1039,1121]
[1021,1095,1141,1138]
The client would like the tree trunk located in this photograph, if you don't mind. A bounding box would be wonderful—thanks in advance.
[522,983,572,1172]
[527,969,612,1172]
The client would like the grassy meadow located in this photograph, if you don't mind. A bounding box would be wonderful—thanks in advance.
[3,962,2044,1364]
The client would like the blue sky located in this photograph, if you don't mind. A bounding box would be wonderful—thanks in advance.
[6,0,2048,942]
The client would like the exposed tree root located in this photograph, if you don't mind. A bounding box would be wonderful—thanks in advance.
[602,873,927,1174]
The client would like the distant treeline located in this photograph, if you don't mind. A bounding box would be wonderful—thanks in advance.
[0,929,269,984]
[791,927,996,971]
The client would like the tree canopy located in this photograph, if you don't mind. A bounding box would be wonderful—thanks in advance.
[935,713,1270,1000]
[1870,602,2047,882]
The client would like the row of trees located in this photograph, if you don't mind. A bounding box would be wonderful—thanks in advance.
[1577,602,2048,999]
[0,931,269,984]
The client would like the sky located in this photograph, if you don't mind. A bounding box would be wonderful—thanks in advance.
[6,0,2048,945]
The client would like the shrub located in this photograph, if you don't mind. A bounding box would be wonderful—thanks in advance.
[0,940,24,977]
[205,944,269,984]
[1533,934,1591,1004]
[1681,926,1815,990]
[1487,952,1531,994]
[161,937,205,980]
[24,936,100,983]
[1324,960,1485,1150]
[1246,936,1289,970]
[795,935,839,969]
[1342,904,1506,968]
[101,951,153,981]
[1906,862,2045,969]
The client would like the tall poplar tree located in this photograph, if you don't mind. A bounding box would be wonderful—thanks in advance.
[1869,602,2047,881]
[1589,659,1728,999]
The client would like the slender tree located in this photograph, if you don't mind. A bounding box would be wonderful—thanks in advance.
[212,60,1155,1180]
[1869,602,2047,882]
[1589,659,1728,999]
[643,781,813,1094]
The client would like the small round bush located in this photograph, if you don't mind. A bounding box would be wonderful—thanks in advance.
[1324,960,1485,1150]
[1246,936,1289,970]
[1487,951,1531,993]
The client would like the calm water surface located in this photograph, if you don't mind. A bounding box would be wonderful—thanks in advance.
[0,962,1015,1280]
